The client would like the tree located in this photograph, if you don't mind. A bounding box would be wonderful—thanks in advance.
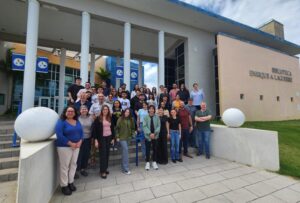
[95,67,111,82]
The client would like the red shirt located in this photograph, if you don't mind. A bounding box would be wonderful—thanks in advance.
[178,108,190,129]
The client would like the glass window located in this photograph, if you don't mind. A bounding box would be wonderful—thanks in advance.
[0,94,5,105]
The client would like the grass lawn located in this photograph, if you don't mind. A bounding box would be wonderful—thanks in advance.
[212,119,300,178]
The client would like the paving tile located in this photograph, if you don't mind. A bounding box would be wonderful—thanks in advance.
[289,183,300,193]
[172,187,207,203]
[140,168,168,178]
[197,195,232,203]
[62,188,101,203]
[240,172,267,184]
[255,170,278,179]
[263,176,298,190]
[116,173,144,184]
[221,177,250,190]
[164,165,188,174]
[180,168,206,179]
[133,177,162,190]
[272,188,300,202]
[159,173,186,184]
[98,196,119,203]
[102,183,134,198]
[251,195,283,203]
[85,179,117,191]
[142,195,176,203]
[119,188,154,203]
[200,173,226,184]
[245,182,277,197]
[151,182,182,197]
[223,188,257,202]
[201,165,224,174]
[199,182,230,197]
[177,176,206,190]
[219,167,256,179]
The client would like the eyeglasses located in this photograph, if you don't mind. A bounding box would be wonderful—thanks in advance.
[67,110,75,113]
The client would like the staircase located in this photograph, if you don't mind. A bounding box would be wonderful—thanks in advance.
[0,121,20,182]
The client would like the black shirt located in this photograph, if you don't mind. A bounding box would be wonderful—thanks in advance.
[67,84,84,101]
[168,117,181,130]
[134,100,147,112]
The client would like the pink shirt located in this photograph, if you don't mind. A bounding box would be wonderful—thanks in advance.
[103,120,112,137]
[169,89,179,101]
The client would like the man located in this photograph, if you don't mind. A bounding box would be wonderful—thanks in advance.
[130,89,141,112]
[102,81,110,97]
[169,83,179,102]
[185,98,197,147]
[190,82,205,110]
[134,94,147,115]
[178,101,193,158]
[67,77,84,105]
[120,83,130,99]
[89,93,112,118]
[91,86,98,104]
[74,93,92,112]
[76,82,92,102]
[118,91,130,111]
[162,95,171,111]
[195,102,212,159]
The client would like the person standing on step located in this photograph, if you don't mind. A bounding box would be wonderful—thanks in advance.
[55,106,83,196]
[76,105,94,178]
[67,77,84,105]
[195,102,212,159]
[143,105,161,170]
[92,105,115,179]
[190,82,205,110]
[137,102,148,159]
[115,108,136,175]
[168,108,182,163]
[156,107,169,165]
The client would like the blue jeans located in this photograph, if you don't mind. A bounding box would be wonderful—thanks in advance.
[179,129,190,154]
[138,123,146,158]
[170,130,180,160]
[196,130,211,157]
[119,140,129,172]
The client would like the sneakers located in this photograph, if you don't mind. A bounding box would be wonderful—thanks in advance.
[152,162,158,170]
[61,186,72,196]
[145,162,150,170]
[123,170,131,175]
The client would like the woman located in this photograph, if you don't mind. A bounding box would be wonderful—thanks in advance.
[158,101,170,117]
[117,87,123,98]
[172,94,182,111]
[156,108,169,165]
[143,105,161,170]
[178,84,190,104]
[92,105,115,179]
[131,84,140,99]
[169,108,182,163]
[147,93,157,109]
[77,105,94,177]
[111,88,119,101]
[152,87,158,101]
[55,106,83,196]
[115,108,135,174]
[111,100,123,151]
[137,102,148,158]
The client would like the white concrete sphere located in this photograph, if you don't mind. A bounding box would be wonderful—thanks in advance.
[222,108,245,128]
[14,107,59,142]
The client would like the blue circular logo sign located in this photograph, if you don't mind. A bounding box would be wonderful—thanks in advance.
[131,72,137,79]
[117,69,123,76]
[13,58,25,67]
[37,61,48,69]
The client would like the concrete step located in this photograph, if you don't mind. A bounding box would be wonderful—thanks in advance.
[0,168,18,182]
[0,134,20,141]
[0,148,20,159]
[0,157,19,170]
[0,140,20,149]
[0,128,14,135]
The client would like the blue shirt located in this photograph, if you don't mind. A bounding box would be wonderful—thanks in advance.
[190,89,205,106]
[138,109,148,123]
[55,119,83,147]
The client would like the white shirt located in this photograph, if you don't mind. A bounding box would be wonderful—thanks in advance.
[89,102,112,117]
[118,98,130,110]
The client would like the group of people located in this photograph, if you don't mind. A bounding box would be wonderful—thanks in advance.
[55,77,212,196]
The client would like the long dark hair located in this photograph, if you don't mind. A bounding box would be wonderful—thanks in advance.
[121,108,132,119]
[99,105,112,122]
[112,100,122,111]
[60,106,78,120]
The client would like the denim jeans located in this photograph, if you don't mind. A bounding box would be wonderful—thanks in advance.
[196,130,211,157]
[138,123,146,158]
[179,128,189,154]
[119,140,129,172]
[170,130,180,160]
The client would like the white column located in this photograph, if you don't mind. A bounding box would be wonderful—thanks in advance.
[116,56,121,88]
[22,0,39,111]
[158,30,165,87]
[123,22,131,90]
[80,11,90,85]
[58,48,66,115]
[90,52,95,86]
[138,59,143,87]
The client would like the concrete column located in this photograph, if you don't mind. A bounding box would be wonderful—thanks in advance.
[58,48,66,115]
[22,0,39,111]
[123,22,131,90]
[80,11,90,85]
[90,52,95,86]
[158,30,165,87]
[116,56,121,88]
[138,59,143,87]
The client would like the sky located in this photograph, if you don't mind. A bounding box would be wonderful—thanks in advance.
[143,0,300,88]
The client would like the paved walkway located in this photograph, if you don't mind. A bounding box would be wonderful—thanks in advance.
[50,154,300,203]
[0,180,17,203]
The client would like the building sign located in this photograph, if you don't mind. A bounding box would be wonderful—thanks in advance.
[249,67,292,82]
[116,66,123,79]
[12,53,49,73]
[130,69,138,81]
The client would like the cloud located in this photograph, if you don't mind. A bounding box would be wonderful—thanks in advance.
[179,0,300,46]
[143,62,158,88]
